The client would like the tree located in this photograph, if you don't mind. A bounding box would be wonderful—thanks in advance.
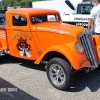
[0,0,46,10]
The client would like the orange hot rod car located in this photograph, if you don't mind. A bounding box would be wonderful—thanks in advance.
[0,8,99,90]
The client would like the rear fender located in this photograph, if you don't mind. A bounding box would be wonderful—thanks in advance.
[0,28,8,50]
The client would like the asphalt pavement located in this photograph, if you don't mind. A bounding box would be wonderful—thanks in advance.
[0,55,100,100]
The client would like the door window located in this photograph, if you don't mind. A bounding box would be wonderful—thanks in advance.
[13,15,27,26]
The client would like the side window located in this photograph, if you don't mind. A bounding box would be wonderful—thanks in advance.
[47,15,59,21]
[31,15,59,24]
[13,15,27,26]
[82,5,93,14]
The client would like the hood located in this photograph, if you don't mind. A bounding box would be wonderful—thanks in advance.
[35,23,84,38]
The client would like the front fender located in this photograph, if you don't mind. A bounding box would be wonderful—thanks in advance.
[34,43,90,70]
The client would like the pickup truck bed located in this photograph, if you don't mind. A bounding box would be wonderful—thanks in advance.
[0,25,7,50]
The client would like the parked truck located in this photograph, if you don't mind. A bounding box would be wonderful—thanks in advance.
[0,10,6,25]
[7,6,21,10]
[32,0,93,28]
[0,8,99,90]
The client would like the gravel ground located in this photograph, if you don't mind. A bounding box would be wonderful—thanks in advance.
[0,55,100,100]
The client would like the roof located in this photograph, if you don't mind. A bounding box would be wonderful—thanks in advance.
[78,1,92,5]
[6,8,59,15]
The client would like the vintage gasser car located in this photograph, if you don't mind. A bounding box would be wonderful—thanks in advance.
[0,8,99,90]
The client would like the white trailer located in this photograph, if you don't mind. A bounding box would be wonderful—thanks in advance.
[32,0,92,28]
[32,0,82,15]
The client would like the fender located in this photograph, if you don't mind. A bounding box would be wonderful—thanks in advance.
[34,43,90,70]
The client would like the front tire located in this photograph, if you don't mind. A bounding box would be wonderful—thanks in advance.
[46,58,73,90]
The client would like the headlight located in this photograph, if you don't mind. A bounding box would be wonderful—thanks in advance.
[75,42,83,53]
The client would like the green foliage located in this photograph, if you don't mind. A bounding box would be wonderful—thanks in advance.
[0,0,46,10]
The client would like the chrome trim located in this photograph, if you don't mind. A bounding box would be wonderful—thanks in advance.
[78,29,98,68]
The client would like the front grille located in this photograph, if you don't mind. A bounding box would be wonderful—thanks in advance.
[78,30,98,67]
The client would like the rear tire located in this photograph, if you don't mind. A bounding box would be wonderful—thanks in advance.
[46,58,73,90]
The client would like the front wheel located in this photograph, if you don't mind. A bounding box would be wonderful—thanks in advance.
[46,58,73,90]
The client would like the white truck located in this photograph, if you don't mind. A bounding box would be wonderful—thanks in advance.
[7,6,21,10]
[32,0,93,28]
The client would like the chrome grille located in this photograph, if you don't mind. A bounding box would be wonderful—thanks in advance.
[78,30,98,67]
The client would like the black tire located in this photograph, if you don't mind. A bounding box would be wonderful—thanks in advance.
[46,58,73,90]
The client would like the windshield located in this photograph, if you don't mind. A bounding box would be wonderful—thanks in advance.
[31,14,59,24]
[77,4,93,14]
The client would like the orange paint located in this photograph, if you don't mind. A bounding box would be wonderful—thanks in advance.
[0,8,91,70]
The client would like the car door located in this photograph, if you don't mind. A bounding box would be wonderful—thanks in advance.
[7,14,40,60]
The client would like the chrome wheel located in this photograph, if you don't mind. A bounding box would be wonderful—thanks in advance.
[49,64,66,86]
[47,58,73,90]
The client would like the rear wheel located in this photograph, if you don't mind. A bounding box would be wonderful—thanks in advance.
[46,58,73,90]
